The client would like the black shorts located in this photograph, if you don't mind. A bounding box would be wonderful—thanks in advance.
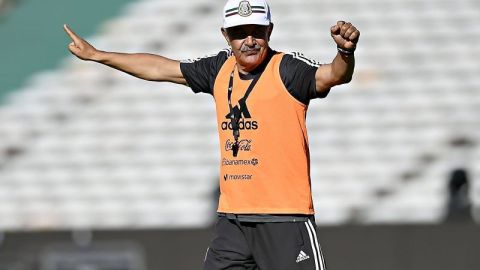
[203,216,327,270]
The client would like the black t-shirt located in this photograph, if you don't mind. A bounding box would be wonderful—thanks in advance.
[180,48,329,105]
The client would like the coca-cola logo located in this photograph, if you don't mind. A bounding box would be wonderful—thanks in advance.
[225,139,252,152]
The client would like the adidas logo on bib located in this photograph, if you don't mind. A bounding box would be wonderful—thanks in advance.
[296,250,310,263]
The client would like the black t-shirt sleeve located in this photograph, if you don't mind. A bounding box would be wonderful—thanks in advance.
[179,49,230,95]
[280,52,330,105]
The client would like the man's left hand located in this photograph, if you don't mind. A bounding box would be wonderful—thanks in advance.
[331,21,360,52]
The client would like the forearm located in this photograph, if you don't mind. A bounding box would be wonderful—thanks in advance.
[315,52,355,92]
[93,51,185,83]
[330,51,355,85]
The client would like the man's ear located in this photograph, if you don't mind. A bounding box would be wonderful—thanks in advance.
[221,28,231,46]
[267,23,274,41]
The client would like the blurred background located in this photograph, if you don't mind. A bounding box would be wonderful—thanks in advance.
[0,0,479,269]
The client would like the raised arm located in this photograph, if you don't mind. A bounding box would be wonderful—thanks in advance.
[315,21,360,94]
[63,24,186,85]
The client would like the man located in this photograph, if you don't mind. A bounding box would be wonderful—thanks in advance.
[64,0,359,269]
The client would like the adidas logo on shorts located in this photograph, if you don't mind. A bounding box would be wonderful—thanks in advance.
[296,250,310,263]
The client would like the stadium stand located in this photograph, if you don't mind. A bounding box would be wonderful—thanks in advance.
[0,0,479,230]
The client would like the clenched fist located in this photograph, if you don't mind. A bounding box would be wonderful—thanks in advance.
[63,24,99,61]
[331,21,360,53]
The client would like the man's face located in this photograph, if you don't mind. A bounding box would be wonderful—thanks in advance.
[222,24,273,72]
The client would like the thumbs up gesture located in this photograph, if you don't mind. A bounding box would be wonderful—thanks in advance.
[63,24,99,61]
[331,21,360,53]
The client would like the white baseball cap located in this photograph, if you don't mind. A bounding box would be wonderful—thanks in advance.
[223,0,272,29]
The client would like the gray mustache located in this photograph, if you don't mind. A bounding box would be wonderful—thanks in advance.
[240,44,261,52]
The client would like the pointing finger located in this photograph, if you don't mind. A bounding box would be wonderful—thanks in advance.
[63,24,82,44]
[63,24,77,40]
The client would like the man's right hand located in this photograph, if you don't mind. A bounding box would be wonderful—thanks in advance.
[64,24,99,61]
